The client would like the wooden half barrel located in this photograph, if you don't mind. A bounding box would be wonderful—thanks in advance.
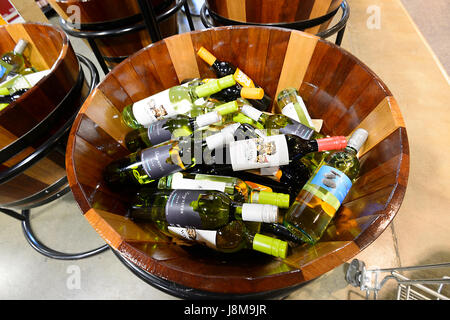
[0,23,90,209]
[205,0,343,34]
[48,0,179,69]
[66,26,409,297]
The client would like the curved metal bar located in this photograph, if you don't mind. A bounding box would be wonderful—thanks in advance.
[316,0,350,45]
[2,54,109,260]
[21,209,110,260]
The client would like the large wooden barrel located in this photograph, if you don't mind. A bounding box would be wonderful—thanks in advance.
[48,0,179,69]
[205,0,343,34]
[0,23,91,209]
[66,26,409,297]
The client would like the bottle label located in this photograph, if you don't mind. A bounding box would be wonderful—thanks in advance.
[170,172,227,193]
[165,190,203,228]
[279,120,314,140]
[168,226,217,248]
[132,85,191,127]
[0,64,8,79]
[233,68,255,88]
[147,119,172,146]
[281,102,301,122]
[229,135,290,171]
[141,144,182,180]
[303,165,352,212]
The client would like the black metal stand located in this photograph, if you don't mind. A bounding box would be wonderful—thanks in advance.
[59,0,195,75]
[0,54,109,260]
[200,0,350,46]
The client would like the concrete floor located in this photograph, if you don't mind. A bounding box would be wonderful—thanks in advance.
[1,0,449,300]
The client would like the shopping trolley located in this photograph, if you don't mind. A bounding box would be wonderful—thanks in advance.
[345,259,450,300]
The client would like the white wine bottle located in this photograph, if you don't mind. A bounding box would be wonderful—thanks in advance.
[121,75,236,129]
[168,220,288,258]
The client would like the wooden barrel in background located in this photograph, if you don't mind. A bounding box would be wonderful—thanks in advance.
[0,23,90,209]
[66,26,409,297]
[48,0,179,69]
[205,0,343,34]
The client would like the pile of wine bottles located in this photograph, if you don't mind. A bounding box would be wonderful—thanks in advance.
[103,47,369,258]
[0,39,49,111]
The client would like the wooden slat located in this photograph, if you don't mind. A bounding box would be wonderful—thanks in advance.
[351,96,405,157]
[226,0,247,22]
[164,33,200,83]
[304,0,333,34]
[274,31,318,113]
[5,24,50,70]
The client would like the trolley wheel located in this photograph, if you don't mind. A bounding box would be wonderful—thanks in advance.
[346,259,366,287]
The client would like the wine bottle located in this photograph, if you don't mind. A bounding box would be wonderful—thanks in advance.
[124,101,239,152]
[283,129,369,244]
[0,39,28,82]
[168,220,288,258]
[277,87,315,130]
[197,46,272,111]
[0,88,27,104]
[121,75,236,129]
[240,104,324,140]
[157,171,290,208]
[130,189,279,231]
[226,134,348,171]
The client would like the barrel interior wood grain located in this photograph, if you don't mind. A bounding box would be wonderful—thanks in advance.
[66,26,409,295]
[206,0,342,25]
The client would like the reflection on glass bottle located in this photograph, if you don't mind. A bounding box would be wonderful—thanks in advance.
[283,129,369,244]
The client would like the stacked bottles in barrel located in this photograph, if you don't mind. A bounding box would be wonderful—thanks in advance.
[104,47,369,255]
[0,39,50,111]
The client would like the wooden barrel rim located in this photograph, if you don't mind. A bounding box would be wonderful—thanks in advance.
[205,0,343,26]
[66,25,409,295]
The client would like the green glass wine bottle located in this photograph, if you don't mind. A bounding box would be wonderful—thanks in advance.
[121,75,236,129]
[157,171,290,208]
[240,104,324,140]
[0,39,28,82]
[277,87,315,130]
[124,101,239,152]
[168,220,288,258]
[130,189,279,231]
[283,128,369,244]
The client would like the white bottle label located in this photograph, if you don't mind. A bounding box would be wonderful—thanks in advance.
[229,135,290,171]
[168,226,217,248]
[205,131,235,150]
[281,102,301,122]
[132,84,191,127]
[170,172,227,192]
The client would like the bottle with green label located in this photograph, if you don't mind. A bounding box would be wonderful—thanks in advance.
[121,75,236,129]
[283,129,369,244]
[130,189,279,231]
[0,39,28,82]
[157,171,290,208]
[168,220,288,258]
[124,101,239,152]
[240,104,324,140]
[277,87,315,130]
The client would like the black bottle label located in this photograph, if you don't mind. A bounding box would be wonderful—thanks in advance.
[147,119,172,146]
[165,190,202,228]
[279,121,314,140]
[141,144,181,180]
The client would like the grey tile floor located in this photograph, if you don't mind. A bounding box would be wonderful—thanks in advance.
[1,1,448,300]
